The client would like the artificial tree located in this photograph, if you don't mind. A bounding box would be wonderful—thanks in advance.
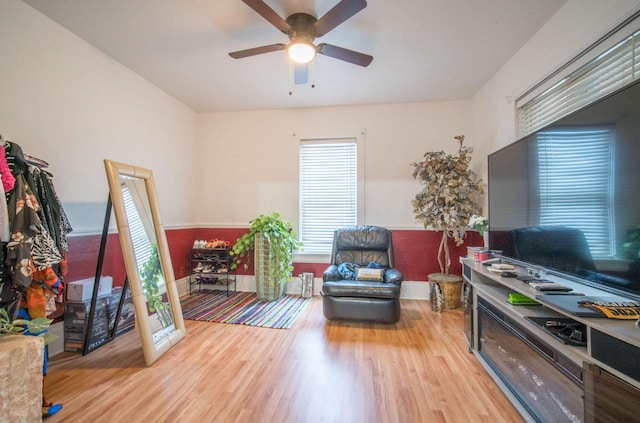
[411,135,481,275]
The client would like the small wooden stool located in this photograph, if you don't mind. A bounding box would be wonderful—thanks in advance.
[428,273,463,312]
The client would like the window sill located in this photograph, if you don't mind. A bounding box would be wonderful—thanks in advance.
[293,252,331,263]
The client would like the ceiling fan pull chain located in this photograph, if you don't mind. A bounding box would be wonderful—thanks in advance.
[289,60,294,96]
[310,60,315,89]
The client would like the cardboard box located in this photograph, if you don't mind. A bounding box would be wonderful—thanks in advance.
[66,276,113,302]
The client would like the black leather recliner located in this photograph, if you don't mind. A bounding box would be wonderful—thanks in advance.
[321,225,403,324]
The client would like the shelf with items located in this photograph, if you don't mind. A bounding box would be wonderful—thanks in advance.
[189,247,236,296]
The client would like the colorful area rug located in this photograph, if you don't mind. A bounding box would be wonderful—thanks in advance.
[180,290,311,329]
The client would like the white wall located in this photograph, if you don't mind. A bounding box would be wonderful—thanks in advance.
[195,100,474,229]
[472,0,640,196]
[4,0,638,235]
[0,0,197,233]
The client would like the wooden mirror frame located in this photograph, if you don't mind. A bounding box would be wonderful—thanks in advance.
[104,159,186,366]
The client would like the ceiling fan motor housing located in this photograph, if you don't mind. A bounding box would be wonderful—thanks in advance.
[285,13,318,44]
[229,0,372,69]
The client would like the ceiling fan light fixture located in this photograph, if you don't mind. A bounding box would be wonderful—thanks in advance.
[287,41,316,64]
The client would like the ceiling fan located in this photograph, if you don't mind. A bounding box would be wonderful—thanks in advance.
[229,0,373,85]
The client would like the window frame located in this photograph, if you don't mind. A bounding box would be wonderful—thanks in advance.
[295,131,365,260]
[516,12,640,138]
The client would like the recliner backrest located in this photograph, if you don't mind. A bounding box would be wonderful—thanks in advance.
[511,226,597,273]
[331,225,394,268]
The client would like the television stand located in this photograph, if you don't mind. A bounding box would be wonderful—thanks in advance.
[461,258,640,422]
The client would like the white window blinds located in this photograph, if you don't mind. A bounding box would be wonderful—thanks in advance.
[518,24,640,137]
[122,184,154,271]
[537,127,615,258]
[299,139,357,254]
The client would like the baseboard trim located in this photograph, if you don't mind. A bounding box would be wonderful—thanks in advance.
[400,281,430,300]
[178,276,429,300]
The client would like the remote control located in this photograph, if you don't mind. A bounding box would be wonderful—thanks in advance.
[481,258,501,266]
[530,282,573,292]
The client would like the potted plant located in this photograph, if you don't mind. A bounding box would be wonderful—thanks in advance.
[411,135,481,310]
[140,245,172,327]
[231,212,302,301]
[469,214,489,247]
[0,308,57,344]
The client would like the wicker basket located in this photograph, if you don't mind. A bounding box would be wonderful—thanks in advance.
[428,273,463,312]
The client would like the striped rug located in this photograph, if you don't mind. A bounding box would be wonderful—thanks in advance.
[180,290,311,329]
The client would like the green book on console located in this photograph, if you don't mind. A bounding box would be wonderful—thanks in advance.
[507,292,540,305]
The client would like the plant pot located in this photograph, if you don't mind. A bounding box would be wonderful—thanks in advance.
[428,273,463,312]
[254,235,286,301]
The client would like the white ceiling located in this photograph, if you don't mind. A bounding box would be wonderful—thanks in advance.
[22,0,566,113]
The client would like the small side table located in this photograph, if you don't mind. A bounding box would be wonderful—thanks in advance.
[428,273,463,312]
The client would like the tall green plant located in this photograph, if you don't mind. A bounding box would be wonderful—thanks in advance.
[140,245,172,327]
[231,212,302,286]
[411,135,481,274]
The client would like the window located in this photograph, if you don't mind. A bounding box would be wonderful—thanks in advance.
[517,15,640,137]
[299,138,357,254]
[537,127,615,257]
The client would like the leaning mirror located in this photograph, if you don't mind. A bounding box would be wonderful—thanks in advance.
[104,159,186,366]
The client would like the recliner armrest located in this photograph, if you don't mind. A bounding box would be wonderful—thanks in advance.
[384,268,403,285]
[323,264,342,282]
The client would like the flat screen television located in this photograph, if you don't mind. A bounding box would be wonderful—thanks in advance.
[488,80,640,298]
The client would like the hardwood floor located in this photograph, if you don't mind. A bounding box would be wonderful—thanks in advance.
[45,297,524,423]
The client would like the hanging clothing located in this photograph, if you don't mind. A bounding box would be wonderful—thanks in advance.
[0,180,10,242]
[0,145,15,193]
[31,223,63,270]
[2,137,71,320]
[6,174,41,288]
[4,141,28,175]
[28,165,72,254]
[32,266,62,296]
[25,281,47,319]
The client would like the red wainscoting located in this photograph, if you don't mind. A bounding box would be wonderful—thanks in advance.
[392,229,483,281]
[66,233,127,286]
[167,228,249,279]
[66,228,484,286]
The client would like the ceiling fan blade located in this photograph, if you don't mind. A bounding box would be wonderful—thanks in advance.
[314,0,367,36]
[229,44,286,59]
[317,43,373,67]
[241,0,291,33]
[294,63,309,85]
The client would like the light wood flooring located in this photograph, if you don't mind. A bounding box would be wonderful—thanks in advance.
[45,297,525,423]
